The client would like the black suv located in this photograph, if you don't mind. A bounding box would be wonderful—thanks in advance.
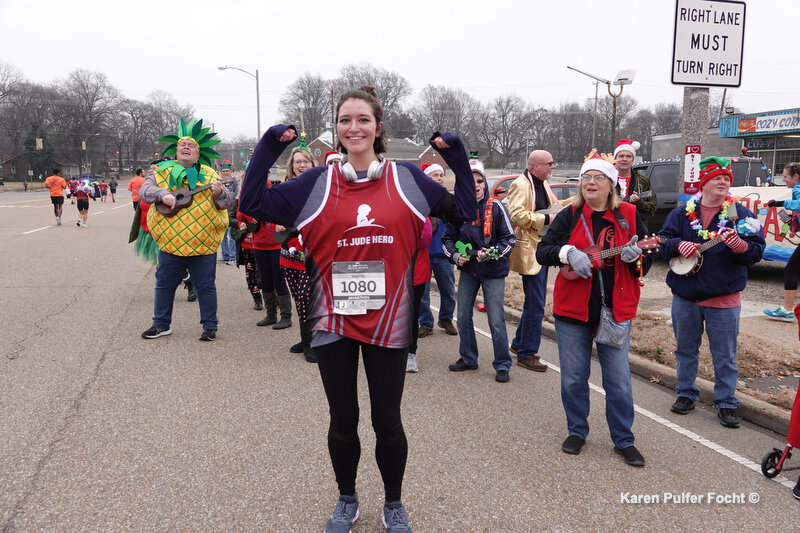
[633,157,770,232]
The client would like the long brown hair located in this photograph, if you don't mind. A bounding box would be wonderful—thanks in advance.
[335,85,387,155]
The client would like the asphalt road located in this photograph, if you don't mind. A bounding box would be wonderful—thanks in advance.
[1,190,798,532]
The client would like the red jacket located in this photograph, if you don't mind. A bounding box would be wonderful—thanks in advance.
[236,211,279,251]
[552,202,641,323]
[413,218,433,286]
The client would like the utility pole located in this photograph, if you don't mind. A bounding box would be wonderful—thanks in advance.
[331,87,336,148]
[592,81,599,148]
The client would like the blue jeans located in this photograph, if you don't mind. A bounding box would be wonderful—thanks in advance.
[153,251,218,330]
[419,256,456,329]
[220,228,235,261]
[456,271,511,371]
[554,317,635,448]
[671,294,741,409]
[511,268,548,360]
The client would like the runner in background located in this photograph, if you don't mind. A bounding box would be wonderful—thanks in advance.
[44,168,67,225]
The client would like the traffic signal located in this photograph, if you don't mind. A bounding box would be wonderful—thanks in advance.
[249,147,254,156]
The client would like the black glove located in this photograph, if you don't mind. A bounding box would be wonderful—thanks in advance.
[767,199,784,207]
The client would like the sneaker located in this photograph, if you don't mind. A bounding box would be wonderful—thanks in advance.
[417,326,433,338]
[793,476,800,501]
[289,341,304,354]
[448,358,478,372]
[324,493,359,533]
[82,223,87,227]
[495,369,509,383]
[764,306,794,322]
[517,356,548,372]
[382,501,412,532]
[437,319,458,336]
[56,216,61,225]
[226,260,236,265]
[614,445,646,467]
[142,326,172,339]
[406,353,419,373]
[562,435,586,455]
[671,396,696,415]
[199,329,216,341]
[718,407,740,428]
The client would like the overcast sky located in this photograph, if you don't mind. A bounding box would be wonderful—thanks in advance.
[2,0,797,142]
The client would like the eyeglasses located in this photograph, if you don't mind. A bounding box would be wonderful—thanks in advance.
[581,173,608,182]
[537,161,556,167]
[476,179,485,184]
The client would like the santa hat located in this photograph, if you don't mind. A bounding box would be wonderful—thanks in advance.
[469,158,486,179]
[422,163,444,176]
[613,139,641,158]
[325,151,341,166]
[580,149,619,186]
[698,156,733,190]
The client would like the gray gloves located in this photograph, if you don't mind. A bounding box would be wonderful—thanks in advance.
[452,253,468,267]
[566,248,593,279]
[620,235,642,263]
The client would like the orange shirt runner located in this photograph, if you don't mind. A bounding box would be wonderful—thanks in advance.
[128,176,146,202]
[44,175,67,197]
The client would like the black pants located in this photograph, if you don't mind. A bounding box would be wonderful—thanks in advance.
[409,283,426,354]
[315,338,408,502]
[785,245,800,291]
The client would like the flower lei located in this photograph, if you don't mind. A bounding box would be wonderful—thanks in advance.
[685,191,738,240]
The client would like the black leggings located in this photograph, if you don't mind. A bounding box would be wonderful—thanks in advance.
[315,338,408,502]
[785,246,800,291]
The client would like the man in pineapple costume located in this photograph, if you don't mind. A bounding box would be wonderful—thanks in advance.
[139,118,235,341]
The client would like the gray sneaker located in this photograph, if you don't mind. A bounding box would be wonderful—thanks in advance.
[382,501,412,532]
[406,354,419,373]
[325,493,359,533]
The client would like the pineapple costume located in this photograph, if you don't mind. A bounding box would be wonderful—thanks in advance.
[147,119,228,256]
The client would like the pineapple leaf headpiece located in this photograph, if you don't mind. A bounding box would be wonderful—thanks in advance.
[155,118,221,189]
[156,118,221,167]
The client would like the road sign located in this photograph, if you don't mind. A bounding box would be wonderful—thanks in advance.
[684,145,702,194]
[671,0,746,87]
[28,170,34,177]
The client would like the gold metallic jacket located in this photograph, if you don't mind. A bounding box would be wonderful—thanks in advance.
[507,172,570,275]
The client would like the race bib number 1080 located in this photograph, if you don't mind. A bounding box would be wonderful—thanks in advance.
[332,260,386,315]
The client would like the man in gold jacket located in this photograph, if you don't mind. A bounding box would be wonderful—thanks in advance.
[507,150,568,372]
[139,130,234,342]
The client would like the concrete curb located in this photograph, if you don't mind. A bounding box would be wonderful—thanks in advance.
[505,305,791,436]
[462,291,792,437]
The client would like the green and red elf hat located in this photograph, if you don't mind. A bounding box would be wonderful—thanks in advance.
[220,160,233,170]
[698,156,734,190]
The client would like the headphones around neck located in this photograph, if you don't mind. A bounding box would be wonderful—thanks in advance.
[339,155,386,182]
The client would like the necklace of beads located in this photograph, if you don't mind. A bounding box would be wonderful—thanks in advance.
[685,191,734,240]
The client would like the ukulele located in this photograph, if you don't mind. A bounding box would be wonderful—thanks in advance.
[560,234,662,280]
[155,179,232,217]
[668,235,725,276]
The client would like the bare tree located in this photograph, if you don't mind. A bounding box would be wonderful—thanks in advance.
[278,72,331,139]
[411,85,478,141]
[0,63,23,102]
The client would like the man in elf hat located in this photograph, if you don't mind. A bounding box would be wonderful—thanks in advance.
[417,163,458,338]
[218,159,239,265]
[139,118,235,342]
[507,149,567,372]
[613,139,656,222]
[658,156,764,429]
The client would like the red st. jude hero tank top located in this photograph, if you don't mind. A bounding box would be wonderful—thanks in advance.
[298,162,425,348]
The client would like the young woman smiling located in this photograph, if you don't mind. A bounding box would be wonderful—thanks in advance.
[239,86,477,533]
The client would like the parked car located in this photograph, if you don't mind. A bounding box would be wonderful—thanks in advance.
[632,157,770,232]
[487,175,516,201]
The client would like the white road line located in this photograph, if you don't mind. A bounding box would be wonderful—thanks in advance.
[438,305,797,490]
[112,203,132,210]
[95,211,105,214]
[23,226,51,234]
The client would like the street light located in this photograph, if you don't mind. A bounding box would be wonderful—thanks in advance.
[218,65,261,138]
[567,66,636,146]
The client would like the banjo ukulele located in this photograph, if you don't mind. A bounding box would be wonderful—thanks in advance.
[668,235,726,276]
